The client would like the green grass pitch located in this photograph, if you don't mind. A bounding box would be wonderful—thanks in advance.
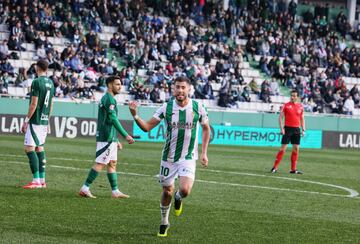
[0,135,359,243]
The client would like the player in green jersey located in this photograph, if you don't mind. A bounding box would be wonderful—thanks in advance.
[21,60,54,189]
[79,76,135,199]
[129,76,211,237]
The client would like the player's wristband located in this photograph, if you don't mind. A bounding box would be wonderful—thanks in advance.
[24,117,30,123]
[134,115,140,120]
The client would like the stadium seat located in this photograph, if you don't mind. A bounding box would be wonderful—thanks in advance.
[137,69,148,77]
[24,43,36,51]
[0,24,8,32]
[103,26,117,34]
[243,77,252,84]
[211,83,221,91]
[8,87,28,96]
[160,55,168,62]
[250,94,259,101]
[241,69,249,77]
[125,21,134,29]
[238,62,250,69]
[238,101,251,110]
[0,32,9,40]
[210,59,218,66]
[255,78,263,85]
[249,102,257,110]
[98,33,111,42]
[270,96,279,103]
[195,57,204,65]
[236,39,247,46]
[254,55,261,62]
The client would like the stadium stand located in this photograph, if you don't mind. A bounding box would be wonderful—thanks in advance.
[0,0,360,116]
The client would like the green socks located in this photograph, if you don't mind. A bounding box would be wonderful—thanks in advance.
[85,168,99,187]
[84,170,119,191]
[26,151,39,179]
[37,151,46,180]
[107,172,118,191]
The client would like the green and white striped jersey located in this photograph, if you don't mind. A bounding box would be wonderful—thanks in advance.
[153,99,209,163]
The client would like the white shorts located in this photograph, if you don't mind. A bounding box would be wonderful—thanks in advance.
[95,142,118,164]
[159,159,196,186]
[24,124,48,147]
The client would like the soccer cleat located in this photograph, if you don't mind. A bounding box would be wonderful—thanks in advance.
[174,197,183,217]
[79,190,96,198]
[290,170,303,174]
[23,182,42,189]
[41,183,47,188]
[157,224,170,237]
[270,167,277,173]
[111,190,129,199]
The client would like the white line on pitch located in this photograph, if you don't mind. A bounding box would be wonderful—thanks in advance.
[200,169,359,198]
[3,152,357,198]
[196,179,359,199]
[1,158,359,199]
[1,160,151,177]
[0,154,153,167]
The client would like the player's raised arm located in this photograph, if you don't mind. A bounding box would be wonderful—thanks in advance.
[128,101,161,132]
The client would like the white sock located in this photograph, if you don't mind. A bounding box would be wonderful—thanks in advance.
[40,178,45,184]
[160,204,171,225]
[81,185,90,192]
[175,190,183,200]
[112,189,120,194]
[32,178,40,184]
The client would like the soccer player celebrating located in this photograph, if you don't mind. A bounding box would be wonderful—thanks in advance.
[128,76,211,237]
[21,60,54,189]
[79,76,135,198]
[271,90,306,174]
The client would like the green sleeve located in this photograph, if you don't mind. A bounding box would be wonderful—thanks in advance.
[31,79,40,97]
[109,112,129,138]
[105,95,129,138]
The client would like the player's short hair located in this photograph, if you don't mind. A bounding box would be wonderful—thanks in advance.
[291,89,299,96]
[106,76,121,86]
[36,60,48,72]
[174,76,191,85]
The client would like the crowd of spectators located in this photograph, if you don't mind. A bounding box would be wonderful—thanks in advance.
[0,0,114,99]
[0,0,359,115]
[247,1,360,114]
